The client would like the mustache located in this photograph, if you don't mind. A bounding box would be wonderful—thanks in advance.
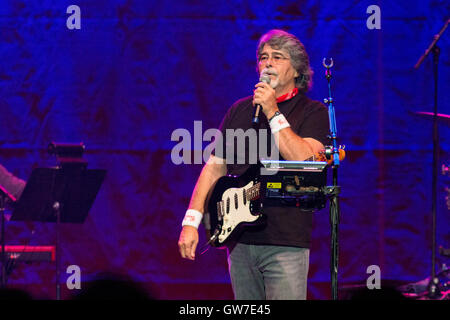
[261,68,278,77]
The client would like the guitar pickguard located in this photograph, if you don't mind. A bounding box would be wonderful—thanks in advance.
[217,180,260,244]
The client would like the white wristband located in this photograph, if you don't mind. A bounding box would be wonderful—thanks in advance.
[269,113,290,133]
[182,209,203,229]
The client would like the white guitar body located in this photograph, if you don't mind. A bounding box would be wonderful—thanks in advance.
[204,165,263,248]
[217,181,260,244]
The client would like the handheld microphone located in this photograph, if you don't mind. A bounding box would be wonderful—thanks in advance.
[252,73,271,125]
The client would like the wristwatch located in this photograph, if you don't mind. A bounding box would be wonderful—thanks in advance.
[268,111,281,123]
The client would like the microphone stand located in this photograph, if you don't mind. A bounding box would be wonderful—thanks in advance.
[322,58,341,300]
[414,18,449,299]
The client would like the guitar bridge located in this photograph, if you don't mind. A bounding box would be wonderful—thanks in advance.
[217,200,224,220]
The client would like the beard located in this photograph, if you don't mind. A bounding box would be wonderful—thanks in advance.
[261,67,279,89]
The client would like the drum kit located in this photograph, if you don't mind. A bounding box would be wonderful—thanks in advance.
[398,19,450,300]
[398,111,450,300]
[411,111,450,210]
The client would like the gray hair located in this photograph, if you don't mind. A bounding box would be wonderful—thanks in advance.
[256,29,313,92]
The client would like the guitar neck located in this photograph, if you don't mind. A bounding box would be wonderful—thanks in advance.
[245,182,261,201]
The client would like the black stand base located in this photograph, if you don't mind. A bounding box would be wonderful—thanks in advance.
[324,185,341,300]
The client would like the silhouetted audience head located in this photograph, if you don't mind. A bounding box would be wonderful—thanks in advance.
[350,286,408,300]
[0,288,33,300]
[72,273,155,300]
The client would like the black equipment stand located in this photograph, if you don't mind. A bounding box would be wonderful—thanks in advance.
[0,186,17,288]
[0,191,4,288]
[414,19,449,299]
[11,143,106,300]
[322,58,342,300]
[260,160,328,212]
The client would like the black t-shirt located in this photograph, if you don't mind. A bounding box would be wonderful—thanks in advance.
[213,93,330,248]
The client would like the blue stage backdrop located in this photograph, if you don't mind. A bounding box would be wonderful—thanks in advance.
[0,1,449,299]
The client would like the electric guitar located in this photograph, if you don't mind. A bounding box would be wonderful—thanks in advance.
[203,148,345,247]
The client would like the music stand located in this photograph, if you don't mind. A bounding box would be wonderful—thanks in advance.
[12,166,106,299]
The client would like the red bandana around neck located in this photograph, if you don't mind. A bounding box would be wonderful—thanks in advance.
[276,87,299,103]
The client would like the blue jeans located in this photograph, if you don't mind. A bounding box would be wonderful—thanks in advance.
[227,243,310,300]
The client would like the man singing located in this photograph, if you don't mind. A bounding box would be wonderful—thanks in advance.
[178,29,330,300]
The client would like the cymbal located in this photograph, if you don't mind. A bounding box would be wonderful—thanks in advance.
[413,111,450,126]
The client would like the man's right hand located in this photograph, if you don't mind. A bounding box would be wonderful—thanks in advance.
[178,225,199,260]
[177,155,227,261]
